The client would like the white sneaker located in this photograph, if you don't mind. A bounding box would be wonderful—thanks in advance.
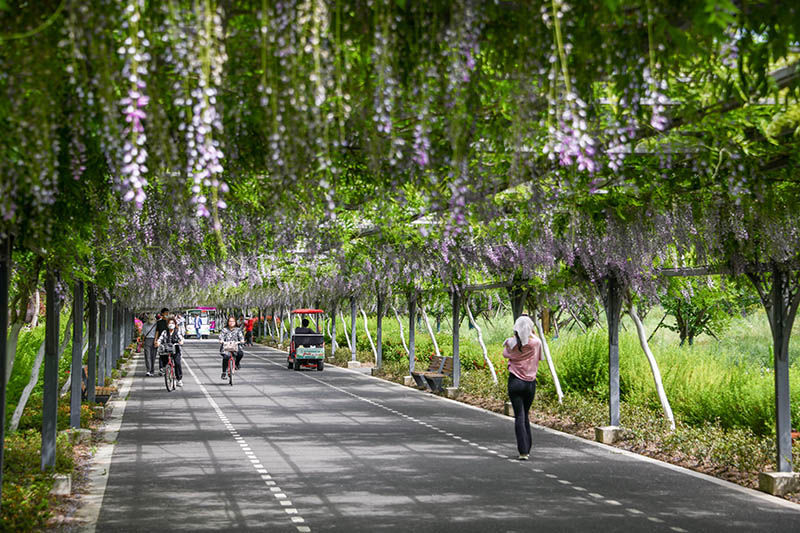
[176,380,183,387]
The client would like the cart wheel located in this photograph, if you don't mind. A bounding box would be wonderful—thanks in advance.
[316,361,324,371]
[293,360,302,371]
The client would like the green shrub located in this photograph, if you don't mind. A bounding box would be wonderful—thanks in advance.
[1,429,75,530]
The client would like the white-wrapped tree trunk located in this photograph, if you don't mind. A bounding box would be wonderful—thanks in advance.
[360,306,377,363]
[535,317,563,404]
[340,310,352,351]
[421,305,441,358]
[629,304,675,430]
[465,296,497,384]
[391,305,409,355]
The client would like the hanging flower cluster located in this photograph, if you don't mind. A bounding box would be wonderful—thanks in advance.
[189,1,228,222]
[118,0,150,208]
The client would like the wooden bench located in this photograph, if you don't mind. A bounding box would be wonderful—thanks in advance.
[411,355,454,393]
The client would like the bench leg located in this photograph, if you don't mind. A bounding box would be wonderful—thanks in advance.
[412,374,429,389]
[425,376,444,393]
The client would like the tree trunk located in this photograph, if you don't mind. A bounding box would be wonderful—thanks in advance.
[5,322,24,387]
[359,306,377,363]
[70,281,84,429]
[421,305,441,359]
[465,296,497,384]
[340,310,352,352]
[629,304,675,430]
[392,305,409,356]
[534,316,563,404]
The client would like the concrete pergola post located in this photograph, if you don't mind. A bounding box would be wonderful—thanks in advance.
[87,285,98,403]
[0,236,12,506]
[112,303,121,369]
[70,280,84,428]
[104,294,113,381]
[98,296,107,386]
[376,293,383,371]
[768,267,795,473]
[408,293,416,374]
[330,306,337,353]
[42,271,61,470]
[348,297,359,368]
[452,290,461,389]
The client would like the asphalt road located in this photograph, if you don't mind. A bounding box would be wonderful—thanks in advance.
[95,340,800,532]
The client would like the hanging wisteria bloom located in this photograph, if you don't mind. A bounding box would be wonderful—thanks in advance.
[118,0,150,208]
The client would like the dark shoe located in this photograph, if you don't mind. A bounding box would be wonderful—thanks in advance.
[221,372,227,380]
[159,369,165,376]
[236,363,241,370]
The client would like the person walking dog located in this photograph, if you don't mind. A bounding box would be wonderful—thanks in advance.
[502,315,543,460]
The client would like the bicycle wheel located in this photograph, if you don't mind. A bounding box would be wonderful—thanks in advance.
[228,356,234,386]
[165,359,175,391]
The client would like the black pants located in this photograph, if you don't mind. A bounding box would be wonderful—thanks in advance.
[508,374,536,455]
[144,338,156,373]
[160,348,183,380]
[221,350,243,372]
[245,330,253,345]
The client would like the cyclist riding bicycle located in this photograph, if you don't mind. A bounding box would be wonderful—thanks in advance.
[219,316,244,380]
[155,317,185,387]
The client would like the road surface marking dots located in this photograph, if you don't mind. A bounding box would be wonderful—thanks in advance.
[648,517,665,523]
[244,348,697,532]
[670,528,688,532]
[184,359,311,531]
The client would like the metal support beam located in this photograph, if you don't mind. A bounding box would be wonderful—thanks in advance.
[42,271,60,470]
[350,297,357,362]
[452,290,461,388]
[0,236,12,506]
[70,280,84,428]
[376,294,383,371]
[87,285,97,403]
[770,267,795,472]
[330,307,337,353]
[105,294,113,381]
[601,276,623,427]
[112,303,120,370]
[408,294,416,374]
[98,296,107,386]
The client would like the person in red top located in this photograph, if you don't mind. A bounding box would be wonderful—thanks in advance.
[502,314,543,460]
[244,316,256,346]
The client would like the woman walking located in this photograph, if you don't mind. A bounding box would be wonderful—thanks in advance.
[502,315,543,460]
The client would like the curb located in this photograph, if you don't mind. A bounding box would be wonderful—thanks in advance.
[75,353,140,532]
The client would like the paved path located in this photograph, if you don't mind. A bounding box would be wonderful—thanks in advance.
[94,341,800,532]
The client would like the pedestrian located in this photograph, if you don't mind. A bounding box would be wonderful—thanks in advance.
[194,313,203,339]
[245,316,255,346]
[176,312,186,337]
[502,314,543,460]
[154,317,185,387]
[155,308,169,374]
[142,313,158,377]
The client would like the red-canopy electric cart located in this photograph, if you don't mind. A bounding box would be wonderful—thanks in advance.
[287,308,325,371]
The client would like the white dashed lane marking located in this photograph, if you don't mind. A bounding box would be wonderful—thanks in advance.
[185,359,311,532]
[244,348,695,533]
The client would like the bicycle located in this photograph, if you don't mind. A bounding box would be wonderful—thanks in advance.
[222,340,239,387]
[162,344,177,392]
[227,350,235,386]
